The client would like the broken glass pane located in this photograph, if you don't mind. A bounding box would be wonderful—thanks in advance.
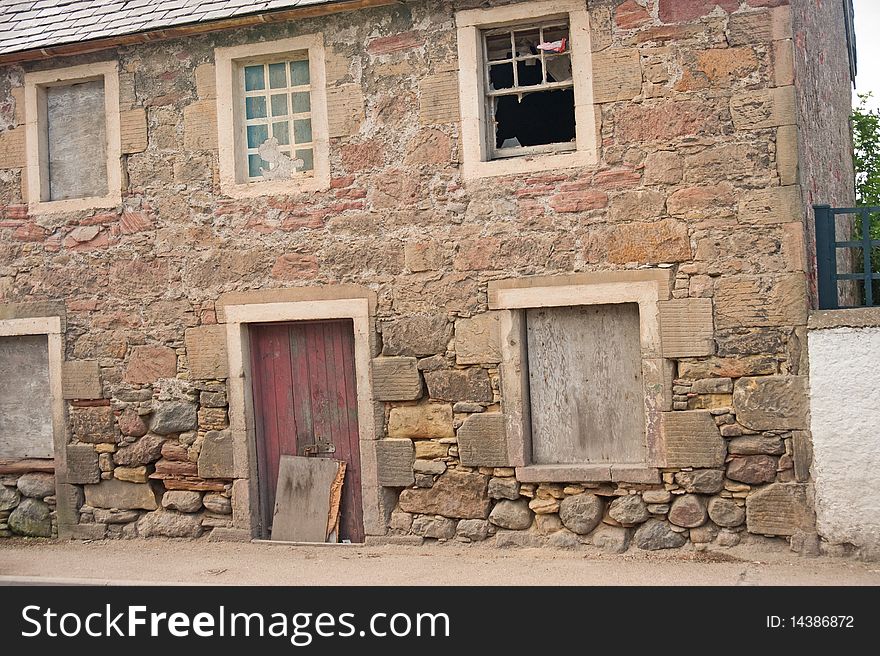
[494,87,575,148]
[246,124,268,148]
[271,93,288,117]
[290,59,310,86]
[489,62,514,90]
[268,62,287,89]
[485,32,512,62]
[244,65,265,91]
[296,148,314,171]
[291,91,310,114]
[513,28,541,57]
[273,121,290,146]
[545,54,572,83]
[293,118,312,144]
[245,96,267,119]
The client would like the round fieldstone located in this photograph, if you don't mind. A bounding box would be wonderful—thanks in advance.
[707,497,746,528]
[717,528,741,547]
[17,473,55,499]
[150,401,198,435]
[456,519,489,541]
[608,495,650,526]
[668,494,708,528]
[8,498,52,537]
[0,485,21,511]
[203,493,232,515]
[559,493,603,535]
[161,490,202,513]
[633,519,688,551]
[673,469,725,494]
[118,408,149,438]
[489,498,533,530]
[136,510,203,538]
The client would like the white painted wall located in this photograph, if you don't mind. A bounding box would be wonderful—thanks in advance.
[809,326,880,557]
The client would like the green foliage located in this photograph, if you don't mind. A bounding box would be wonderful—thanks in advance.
[853,93,880,206]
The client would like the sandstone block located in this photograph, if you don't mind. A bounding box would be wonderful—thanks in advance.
[203,493,231,515]
[93,508,139,524]
[66,445,100,484]
[593,48,642,103]
[643,151,683,185]
[728,435,785,456]
[136,510,203,538]
[371,357,422,401]
[125,345,177,384]
[382,315,452,357]
[419,71,459,125]
[84,479,160,510]
[151,401,198,435]
[456,518,489,541]
[730,86,796,130]
[376,438,415,487]
[61,360,102,400]
[120,108,148,154]
[411,515,457,540]
[327,84,365,137]
[714,274,808,329]
[387,403,454,439]
[738,186,801,225]
[454,313,502,365]
[198,430,234,479]
[727,455,778,485]
[678,356,778,379]
[114,466,148,483]
[71,406,117,444]
[488,477,519,500]
[659,298,715,357]
[184,325,228,380]
[398,470,489,519]
[183,100,217,150]
[456,413,508,467]
[424,368,492,403]
[746,483,813,536]
[733,376,809,430]
[660,410,726,468]
[673,469,725,494]
[607,218,690,264]
[414,441,448,459]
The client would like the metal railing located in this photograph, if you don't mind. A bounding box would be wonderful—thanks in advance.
[814,204,880,309]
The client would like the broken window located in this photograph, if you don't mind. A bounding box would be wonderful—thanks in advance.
[483,21,576,159]
[241,55,314,181]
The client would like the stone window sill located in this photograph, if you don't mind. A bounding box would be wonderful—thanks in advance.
[515,464,660,485]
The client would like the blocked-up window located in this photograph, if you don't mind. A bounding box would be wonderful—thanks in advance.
[526,304,646,464]
[0,335,53,459]
[241,56,315,180]
[483,20,575,159]
[46,79,108,200]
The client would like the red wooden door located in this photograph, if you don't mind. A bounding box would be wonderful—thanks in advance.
[249,320,364,542]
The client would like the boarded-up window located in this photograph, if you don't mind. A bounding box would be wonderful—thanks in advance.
[46,79,108,201]
[526,304,645,464]
[0,335,53,459]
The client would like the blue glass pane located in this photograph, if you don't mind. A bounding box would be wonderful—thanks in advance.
[293,118,312,144]
[245,96,267,119]
[270,93,288,117]
[246,124,269,149]
[273,121,290,146]
[248,154,263,178]
[291,91,310,114]
[290,59,310,86]
[268,62,287,89]
[295,148,314,172]
[244,65,265,91]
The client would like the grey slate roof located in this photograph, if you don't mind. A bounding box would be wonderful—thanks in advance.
[0,0,340,56]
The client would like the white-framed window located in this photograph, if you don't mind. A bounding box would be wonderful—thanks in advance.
[23,61,122,213]
[215,35,330,198]
[456,0,598,180]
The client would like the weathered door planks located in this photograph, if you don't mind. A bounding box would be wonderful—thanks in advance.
[250,320,364,542]
[526,304,645,464]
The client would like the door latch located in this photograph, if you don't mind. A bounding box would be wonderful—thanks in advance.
[303,435,336,457]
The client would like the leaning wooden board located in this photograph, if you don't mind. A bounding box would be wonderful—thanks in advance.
[271,455,345,543]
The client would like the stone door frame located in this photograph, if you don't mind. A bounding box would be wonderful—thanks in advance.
[0,315,73,537]
[223,297,385,539]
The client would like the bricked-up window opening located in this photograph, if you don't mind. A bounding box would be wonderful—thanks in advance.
[483,21,575,159]
[241,55,314,180]
[46,79,108,201]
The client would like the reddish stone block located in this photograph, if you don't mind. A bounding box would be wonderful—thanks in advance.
[594,169,642,188]
[119,211,153,234]
[549,191,609,213]
[124,345,178,384]
[616,0,652,29]
[13,222,49,242]
[281,211,326,231]
[659,0,739,23]
[271,253,319,280]
[454,238,502,271]
[330,175,356,189]
[367,31,424,55]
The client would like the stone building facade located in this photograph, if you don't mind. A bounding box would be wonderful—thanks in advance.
[0,0,857,554]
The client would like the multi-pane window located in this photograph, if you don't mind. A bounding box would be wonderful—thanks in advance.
[483,20,575,159]
[242,55,314,181]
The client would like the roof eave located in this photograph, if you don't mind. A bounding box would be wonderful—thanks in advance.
[0,0,399,65]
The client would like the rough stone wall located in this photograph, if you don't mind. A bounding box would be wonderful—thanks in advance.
[0,0,833,552]
[790,0,857,302]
